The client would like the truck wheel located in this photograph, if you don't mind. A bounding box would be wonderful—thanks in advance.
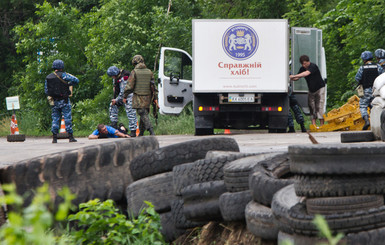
[195,128,213,135]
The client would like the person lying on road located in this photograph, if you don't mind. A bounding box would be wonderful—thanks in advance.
[88,123,130,139]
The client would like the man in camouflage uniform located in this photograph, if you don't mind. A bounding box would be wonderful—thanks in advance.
[123,55,157,136]
[107,66,137,137]
[45,59,79,143]
[375,49,385,69]
[355,51,384,130]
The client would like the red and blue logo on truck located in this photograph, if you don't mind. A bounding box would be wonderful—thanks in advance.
[222,24,259,61]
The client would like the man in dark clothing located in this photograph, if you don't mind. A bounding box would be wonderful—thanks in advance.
[355,51,384,130]
[289,55,326,128]
[45,59,79,143]
[123,55,157,136]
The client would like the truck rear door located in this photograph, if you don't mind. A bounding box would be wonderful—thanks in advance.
[158,47,193,115]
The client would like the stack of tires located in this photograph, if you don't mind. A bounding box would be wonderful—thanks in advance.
[245,152,295,240]
[125,137,241,242]
[273,144,385,244]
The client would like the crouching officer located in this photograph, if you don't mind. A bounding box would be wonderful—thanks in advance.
[106,66,138,137]
[45,59,79,143]
[123,55,156,136]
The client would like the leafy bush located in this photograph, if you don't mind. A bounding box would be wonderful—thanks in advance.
[0,184,75,245]
[0,184,166,245]
[68,200,166,245]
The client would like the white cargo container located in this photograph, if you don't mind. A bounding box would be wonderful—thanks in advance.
[158,19,325,135]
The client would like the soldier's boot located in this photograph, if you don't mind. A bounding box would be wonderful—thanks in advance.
[52,134,57,144]
[69,133,77,143]
[288,126,295,133]
[110,122,118,129]
[138,122,145,136]
[300,123,307,132]
[363,115,370,130]
[130,130,136,137]
[149,128,155,136]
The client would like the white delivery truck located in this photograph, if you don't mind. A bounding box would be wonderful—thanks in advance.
[158,19,326,135]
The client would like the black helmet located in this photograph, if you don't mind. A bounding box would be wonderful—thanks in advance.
[52,59,64,69]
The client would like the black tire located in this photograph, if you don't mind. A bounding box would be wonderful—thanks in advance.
[159,211,186,243]
[306,195,384,215]
[57,132,69,139]
[7,134,25,142]
[249,153,295,206]
[173,161,199,196]
[294,174,385,197]
[205,151,256,159]
[130,137,239,181]
[223,153,280,192]
[219,191,252,221]
[182,181,226,222]
[196,153,253,183]
[289,144,385,174]
[272,184,385,236]
[126,172,174,217]
[346,226,385,245]
[171,198,207,229]
[246,201,279,240]
[1,137,159,209]
[271,184,302,234]
[341,131,375,143]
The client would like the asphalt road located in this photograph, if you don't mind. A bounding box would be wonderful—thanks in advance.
[0,131,346,166]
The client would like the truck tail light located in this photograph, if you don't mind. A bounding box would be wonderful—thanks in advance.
[262,106,283,112]
[199,106,219,112]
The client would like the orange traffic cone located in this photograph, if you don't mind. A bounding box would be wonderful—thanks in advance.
[57,116,69,139]
[59,117,66,133]
[136,122,140,137]
[7,114,25,142]
[10,114,19,135]
[224,129,231,134]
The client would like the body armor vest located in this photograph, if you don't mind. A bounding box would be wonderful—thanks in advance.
[46,71,70,99]
[362,64,379,89]
[134,68,152,95]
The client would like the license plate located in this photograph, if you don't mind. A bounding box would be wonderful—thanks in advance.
[228,93,254,103]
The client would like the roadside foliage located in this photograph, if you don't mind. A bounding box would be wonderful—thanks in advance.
[1,0,385,133]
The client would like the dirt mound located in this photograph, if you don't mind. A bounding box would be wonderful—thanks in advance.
[172,221,275,245]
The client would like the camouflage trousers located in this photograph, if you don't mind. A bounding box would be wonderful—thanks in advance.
[109,93,137,131]
[137,108,153,131]
[359,87,374,118]
[51,99,73,134]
